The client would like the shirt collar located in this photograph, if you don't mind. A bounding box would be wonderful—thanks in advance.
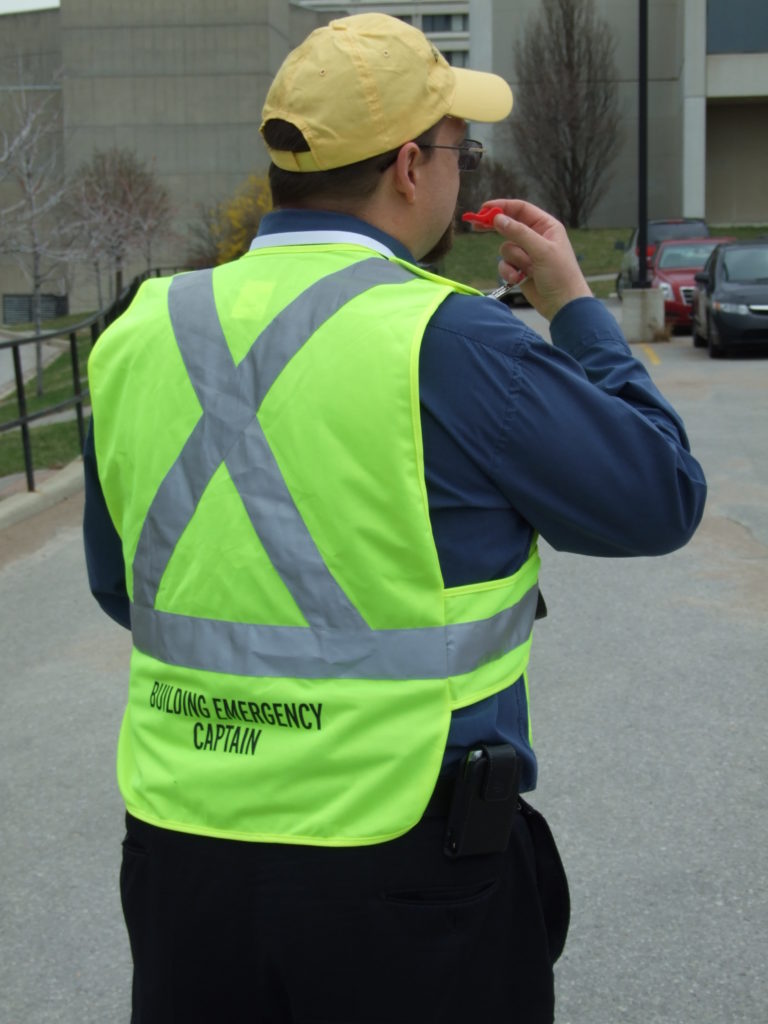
[252,209,415,263]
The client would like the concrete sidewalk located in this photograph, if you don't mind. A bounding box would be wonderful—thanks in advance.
[0,459,84,530]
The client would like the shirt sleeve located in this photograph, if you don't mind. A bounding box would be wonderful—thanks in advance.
[82,421,131,629]
[425,294,707,558]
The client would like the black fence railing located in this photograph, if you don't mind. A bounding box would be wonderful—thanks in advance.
[0,268,183,493]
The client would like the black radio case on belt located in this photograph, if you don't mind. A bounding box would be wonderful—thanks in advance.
[443,744,521,858]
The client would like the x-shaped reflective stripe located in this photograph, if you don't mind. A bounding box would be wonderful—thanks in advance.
[131,259,415,630]
[128,259,540,681]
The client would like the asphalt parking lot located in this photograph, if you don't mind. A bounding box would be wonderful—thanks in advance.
[1,305,766,1023]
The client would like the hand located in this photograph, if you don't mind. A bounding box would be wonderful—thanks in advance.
[479,199,593,321]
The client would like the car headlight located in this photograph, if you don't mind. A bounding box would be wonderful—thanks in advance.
[657,282,673,301]
[713,301,749,315]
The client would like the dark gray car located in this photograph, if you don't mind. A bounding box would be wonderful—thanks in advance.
[692,240,768,358]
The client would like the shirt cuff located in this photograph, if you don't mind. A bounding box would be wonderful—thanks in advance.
[550,296,630,359]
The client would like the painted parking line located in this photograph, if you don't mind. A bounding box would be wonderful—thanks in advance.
[640,344,661,365]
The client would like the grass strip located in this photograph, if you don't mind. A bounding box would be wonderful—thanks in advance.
[0,417,89,479]
[442,226,630,289]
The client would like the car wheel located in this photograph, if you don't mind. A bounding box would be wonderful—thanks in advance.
[707,312,726,359]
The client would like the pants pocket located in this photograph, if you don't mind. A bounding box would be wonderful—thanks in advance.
[384,877,497,907]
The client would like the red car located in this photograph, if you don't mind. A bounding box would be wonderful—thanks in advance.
[651,237,735,330]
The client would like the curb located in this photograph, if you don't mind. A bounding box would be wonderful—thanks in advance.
[0,458,84,531]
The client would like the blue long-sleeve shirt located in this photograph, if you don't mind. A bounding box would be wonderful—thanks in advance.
[83,209,706,791]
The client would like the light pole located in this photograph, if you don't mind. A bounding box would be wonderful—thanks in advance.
[623,0,663,341]
[637,0,648,289]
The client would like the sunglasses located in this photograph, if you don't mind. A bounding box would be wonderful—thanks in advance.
[418,138,484,171]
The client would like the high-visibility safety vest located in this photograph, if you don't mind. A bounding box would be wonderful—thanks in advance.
[89,237,540,846]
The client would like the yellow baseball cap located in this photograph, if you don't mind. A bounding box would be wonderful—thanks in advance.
[261,12,513,172]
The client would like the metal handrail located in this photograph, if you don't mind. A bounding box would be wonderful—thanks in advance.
[0,267,183,493]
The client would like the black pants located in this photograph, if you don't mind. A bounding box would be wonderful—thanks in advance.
[121,800,569,1024]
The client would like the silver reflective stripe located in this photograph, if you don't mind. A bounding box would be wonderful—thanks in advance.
[132,259,413,626]
[226,417,364,630]
[130,586,539,680]
[129,255,537,683]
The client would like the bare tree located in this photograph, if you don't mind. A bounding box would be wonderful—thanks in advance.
[186,201,225,270]
[511,0,622,227]
[0,75,69,394]
[69,148,172,302]
[132,177,173,271]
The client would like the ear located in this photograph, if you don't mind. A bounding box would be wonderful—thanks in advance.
[391,142,421,205]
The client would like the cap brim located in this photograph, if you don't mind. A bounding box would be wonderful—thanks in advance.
[448,67,513,123]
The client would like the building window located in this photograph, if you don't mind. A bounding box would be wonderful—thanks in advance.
[423,14,452,32]
[443,50,469,68]
[422,13,468,33]
[396,14,412,24]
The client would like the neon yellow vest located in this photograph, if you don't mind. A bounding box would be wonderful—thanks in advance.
[88,241,540,846]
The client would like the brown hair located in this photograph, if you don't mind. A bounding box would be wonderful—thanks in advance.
[263,119,439,208]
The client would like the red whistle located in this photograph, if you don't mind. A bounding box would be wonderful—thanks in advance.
[461,205,504,227]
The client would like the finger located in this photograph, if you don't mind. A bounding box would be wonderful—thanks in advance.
[498,260,527,285]
[494,215,555,262]
[499,242,534,275]
[485,198,561,235]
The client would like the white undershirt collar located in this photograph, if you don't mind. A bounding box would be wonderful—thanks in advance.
[249,230,397,260]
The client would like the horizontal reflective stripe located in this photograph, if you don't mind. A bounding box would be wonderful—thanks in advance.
[130,586,539,681]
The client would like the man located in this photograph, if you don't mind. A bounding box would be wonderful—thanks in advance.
[83,13,706,1024]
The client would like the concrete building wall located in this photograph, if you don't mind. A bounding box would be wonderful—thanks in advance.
[605,0,687,226]
[473,0,688,227]
[701,11,768,226]
[247,2,768,233]
[0,8,62,82]
[59,0,327,278]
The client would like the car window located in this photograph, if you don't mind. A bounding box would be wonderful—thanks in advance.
[649,221,708,244]
[722,247,768,283]
[657,243,717,269]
